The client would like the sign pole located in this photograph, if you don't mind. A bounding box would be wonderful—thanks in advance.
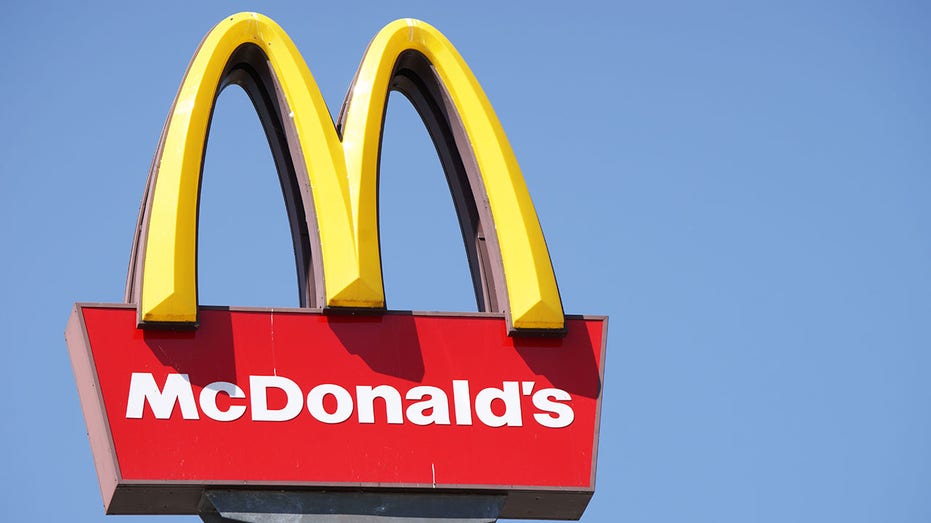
[198,490,505,523]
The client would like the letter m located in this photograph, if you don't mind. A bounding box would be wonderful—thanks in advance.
[126,373,200,419]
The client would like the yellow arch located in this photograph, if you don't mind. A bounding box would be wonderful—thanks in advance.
[137,13,564,331]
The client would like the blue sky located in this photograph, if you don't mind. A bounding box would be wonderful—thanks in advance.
[2,1,930,522]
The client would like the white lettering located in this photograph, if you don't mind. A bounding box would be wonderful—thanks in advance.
[199,381,247,422]
[307,384,353,424]
[452,380,472,425]
[124,374,576,429]
[356,385,403,424]
[532,388,575,428]
[126,373,199,420]
[405,386,451,425]
[474,381,522,427]
[250,375,303,422]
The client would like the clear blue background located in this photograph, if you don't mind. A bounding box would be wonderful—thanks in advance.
[2,1,929,522]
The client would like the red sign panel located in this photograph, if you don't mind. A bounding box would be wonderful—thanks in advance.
[66,304,607,519]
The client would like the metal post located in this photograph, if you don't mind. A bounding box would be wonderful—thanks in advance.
[199,490,506,523]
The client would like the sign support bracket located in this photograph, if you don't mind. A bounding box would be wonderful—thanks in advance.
[198,490,505,523]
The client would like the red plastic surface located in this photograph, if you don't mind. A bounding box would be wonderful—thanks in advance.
[79,306,605,489]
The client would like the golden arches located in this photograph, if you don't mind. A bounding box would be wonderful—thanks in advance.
[127,13,564,332]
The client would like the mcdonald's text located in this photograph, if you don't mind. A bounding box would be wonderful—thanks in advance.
[127,373,575,428]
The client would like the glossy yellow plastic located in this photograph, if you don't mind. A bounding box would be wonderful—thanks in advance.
[140,13,564,330]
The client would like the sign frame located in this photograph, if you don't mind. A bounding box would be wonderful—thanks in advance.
[67,303,607,520]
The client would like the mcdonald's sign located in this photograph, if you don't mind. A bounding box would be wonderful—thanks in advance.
[66,13,607,520]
